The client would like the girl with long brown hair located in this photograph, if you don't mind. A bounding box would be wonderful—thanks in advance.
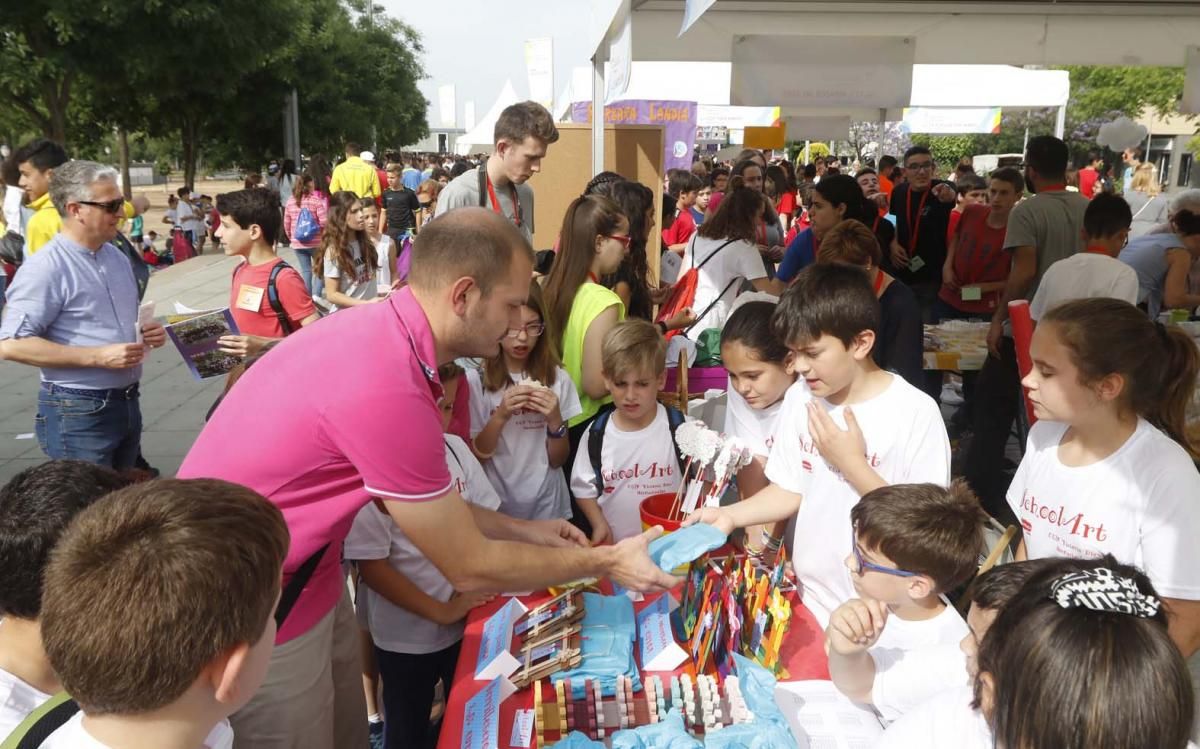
[1010,297,1200,661]
[467,284,582,520]
[315,191,379,311]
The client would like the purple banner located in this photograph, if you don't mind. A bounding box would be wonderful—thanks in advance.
[570,100,698,171]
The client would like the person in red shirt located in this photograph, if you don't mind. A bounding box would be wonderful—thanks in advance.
[213,188,319,357]
[945,174,989,248]
[937,167,1024,320]
[663,172,702,253]
[1078,151,1103,199]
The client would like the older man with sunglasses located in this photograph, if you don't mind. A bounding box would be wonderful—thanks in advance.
[0,160,167,469]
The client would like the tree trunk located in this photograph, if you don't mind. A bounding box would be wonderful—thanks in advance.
[181,116,197,189]
[117,127,132,200]
[40,72,73,145]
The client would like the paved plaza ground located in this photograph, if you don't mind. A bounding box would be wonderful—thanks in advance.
[0,245,305,482]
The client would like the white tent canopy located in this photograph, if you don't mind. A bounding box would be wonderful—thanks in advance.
[455,79,520,154]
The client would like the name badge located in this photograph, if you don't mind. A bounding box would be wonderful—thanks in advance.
[235,284,265,312]
[907,256,926,273]
[961,286,983,302]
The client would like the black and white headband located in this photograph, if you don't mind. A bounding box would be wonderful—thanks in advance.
[1050,568,1160,619]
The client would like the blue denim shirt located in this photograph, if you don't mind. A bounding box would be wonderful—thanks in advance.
[0,232,141,389]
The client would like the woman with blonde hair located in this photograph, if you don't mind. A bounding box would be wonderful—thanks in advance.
[1127,161,1169,237]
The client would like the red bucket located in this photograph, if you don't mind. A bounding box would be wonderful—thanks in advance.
[640,492,684,533]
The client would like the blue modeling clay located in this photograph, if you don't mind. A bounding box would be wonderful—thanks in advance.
[552,593,641,698]
[611,709,702,748]
[647,523,728,572]
[556,731,606,748]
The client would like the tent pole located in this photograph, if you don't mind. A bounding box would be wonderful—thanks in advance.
[1054,105,1066,139]
[876,108,887,167]
[804,140,810,164]
[591,49,607,176]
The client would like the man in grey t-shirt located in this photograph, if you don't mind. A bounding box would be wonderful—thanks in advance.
[968,135,1089,520]
[435,101,558,248]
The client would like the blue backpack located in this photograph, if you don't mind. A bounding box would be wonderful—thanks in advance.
[293,206,319,242]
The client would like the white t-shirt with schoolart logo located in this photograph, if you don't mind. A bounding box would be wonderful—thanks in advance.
[681,235,768,335]
[870,641,968,723]
[764,375,951,628]
[0,665,51,738]
[723,383,785,459]
[466,367,582,521]
[344,435,501,654]
[569,404,682,542]
[1007,418,1200,601]
[39,712,234,748]
[323,238,378,310]
[876,684,991,749]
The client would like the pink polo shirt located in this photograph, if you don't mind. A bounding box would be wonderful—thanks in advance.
[178,288,452,643]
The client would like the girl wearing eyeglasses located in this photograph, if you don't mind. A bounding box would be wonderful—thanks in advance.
[468,284,582,521]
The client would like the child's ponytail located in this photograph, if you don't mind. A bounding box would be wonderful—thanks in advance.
[1042,298,1199,457]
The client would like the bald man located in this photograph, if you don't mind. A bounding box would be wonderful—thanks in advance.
[179,208,678,749]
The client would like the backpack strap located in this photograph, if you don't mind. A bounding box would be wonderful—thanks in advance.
[267,261,295,335]
[477,166,488,209]
[587,405,616,497]
[2,692,79,749]
[694,238,738,272]
[274,542,329,629]
[665,404,687,473]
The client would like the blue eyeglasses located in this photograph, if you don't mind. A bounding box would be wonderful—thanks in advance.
[851,530,919,578]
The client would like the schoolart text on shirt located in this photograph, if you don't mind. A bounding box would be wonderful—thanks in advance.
[1018,490,1108,542]
[602,461,676,491]
[793,433,882,475]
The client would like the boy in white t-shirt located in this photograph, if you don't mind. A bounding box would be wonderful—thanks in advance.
[0,462,133,740]
[688,264,951,627]
[347,363,587,749]
[36,479,288,749]
[570,320,685,545]
[824,482,984,721]
[1028,192,1139,320]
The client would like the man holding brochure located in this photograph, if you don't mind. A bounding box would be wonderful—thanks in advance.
[0,160,167,469]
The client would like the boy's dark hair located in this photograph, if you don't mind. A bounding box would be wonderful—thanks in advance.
[772,263,879,349]
[216,188,282,246]
[855,167,877,178]
[956,175,988,195]
[903,146,932,165]
[1025,135,1069,180]
[175,185,190,198]
[879,155,898,171]
[41,479,289,714]
[803,163,817,179]
[964,558,1061,612]
[0,461,134,619]
[1083,192,1133,239]
[430,167,450,182]
[710,166,729,182]
[721,301,790,364]
[851,481,988,594]
[494,101,559,146]
[989,167,1024,195]
[13,138,69,172]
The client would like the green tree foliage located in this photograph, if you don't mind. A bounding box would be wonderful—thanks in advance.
[0,0,428,181]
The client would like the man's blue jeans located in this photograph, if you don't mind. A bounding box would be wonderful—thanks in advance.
[36,383,143,469]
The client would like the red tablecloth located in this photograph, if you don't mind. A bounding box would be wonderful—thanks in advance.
[436,586,829,749]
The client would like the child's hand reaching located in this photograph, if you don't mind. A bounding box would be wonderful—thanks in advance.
[440,591,496,625]
[589,514,614,547]
[826,598,889,656]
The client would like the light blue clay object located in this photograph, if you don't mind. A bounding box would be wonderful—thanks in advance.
[647,523,729,573]
[701,655,798,749]
[611,709,703,749]
[556,731,606,748]
[552,593,641,698]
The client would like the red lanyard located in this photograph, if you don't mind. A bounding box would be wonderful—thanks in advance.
[486,174,521,228]
[904,187,930,253]
[873,268,885,295]
[1041,184,1067,192]
[1083,244,1111,256]
[756,218,767,246]
[587,272,599,283]
[872,214,881,233]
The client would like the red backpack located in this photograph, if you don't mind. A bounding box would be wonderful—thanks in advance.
[655,237,737,339]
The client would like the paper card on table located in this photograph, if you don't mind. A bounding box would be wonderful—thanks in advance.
[774,680,884,748]
[461,676,515,749]
[960,286,983,302]
[637,593,688,671]
[475,598,527,681]
[682,482,703,515]
[509,709,534,748]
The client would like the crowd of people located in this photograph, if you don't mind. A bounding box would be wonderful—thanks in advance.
[0,97,1199,749]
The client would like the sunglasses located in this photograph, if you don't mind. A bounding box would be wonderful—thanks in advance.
[851,530,918,578]
[78,198,125,214]
[605,234,633,248]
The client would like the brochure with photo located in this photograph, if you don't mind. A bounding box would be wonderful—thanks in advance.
[165,308,241,381]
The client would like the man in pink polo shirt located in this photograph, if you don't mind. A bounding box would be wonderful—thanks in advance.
[179,207,677,749]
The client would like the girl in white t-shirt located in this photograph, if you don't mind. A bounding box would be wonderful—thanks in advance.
[358,198,396,291]
[1010,297,1200,657]
[975,560,1195,749]
[469,284,583,520]
[720,298,796,555]
[316,191,380,311]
